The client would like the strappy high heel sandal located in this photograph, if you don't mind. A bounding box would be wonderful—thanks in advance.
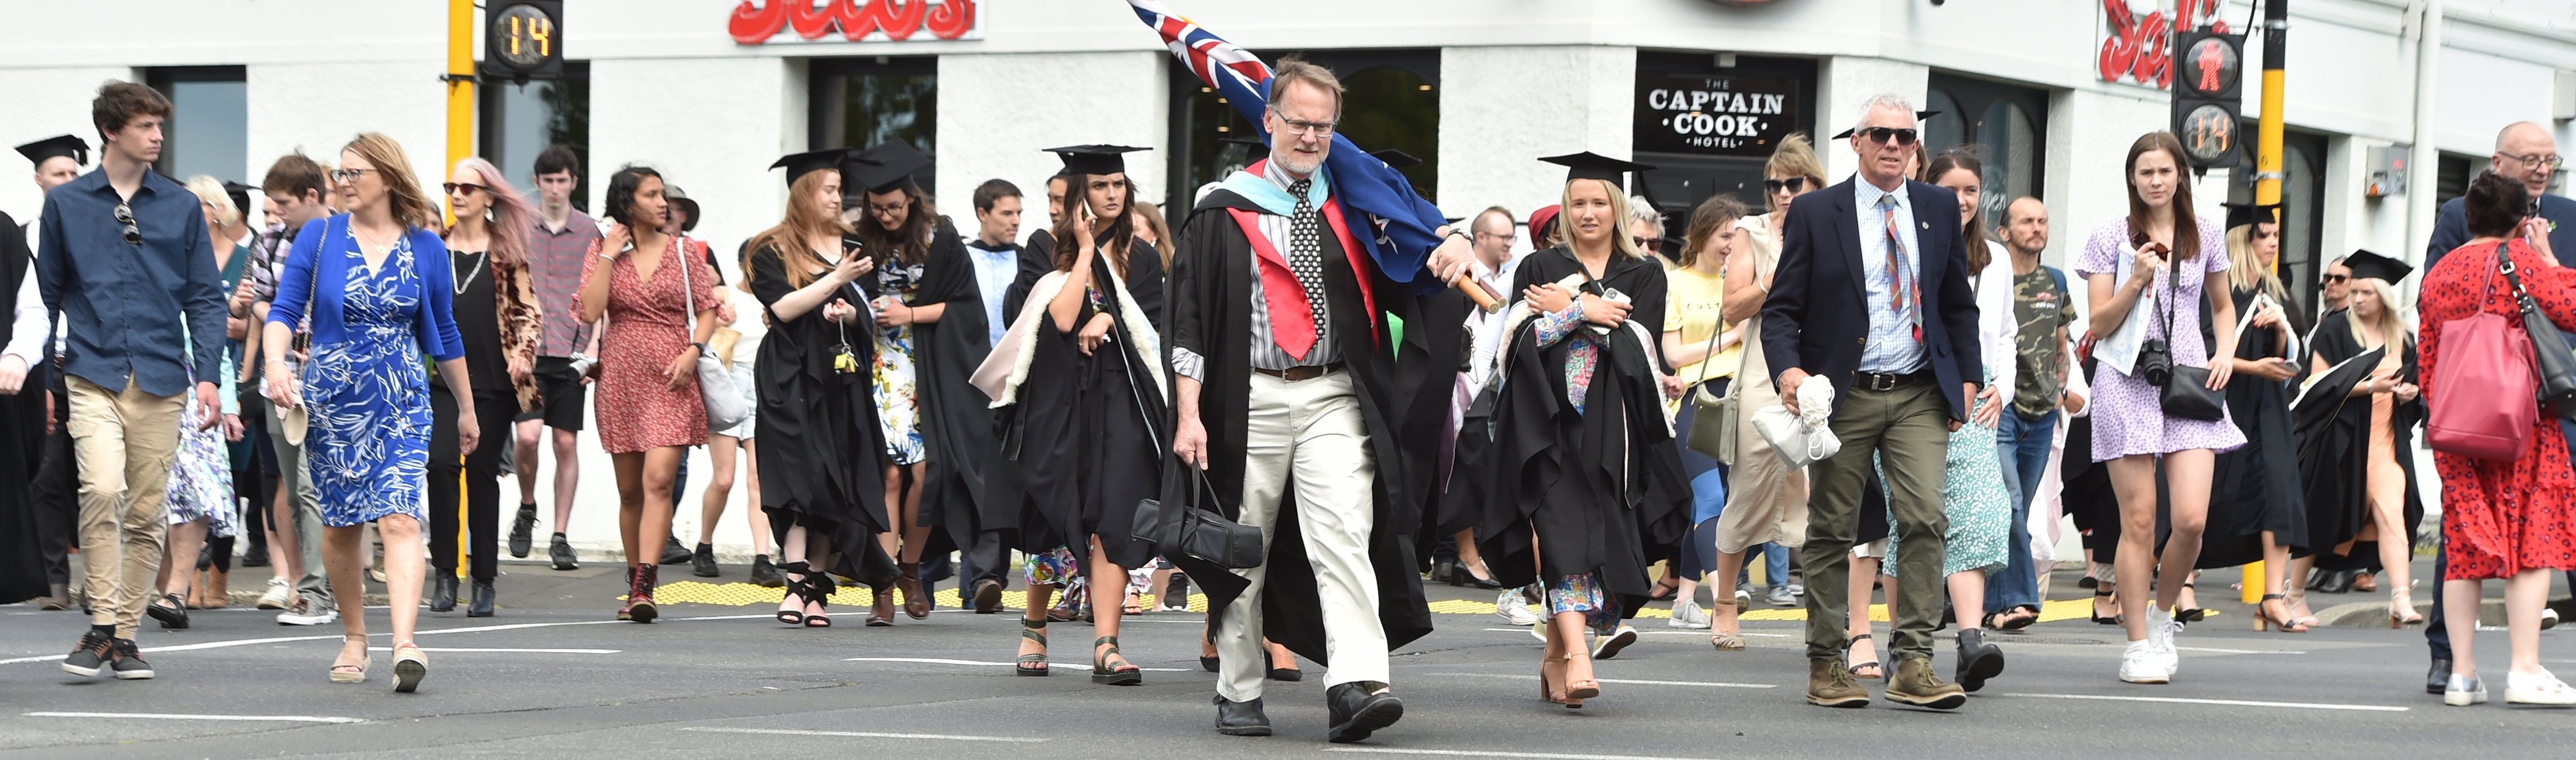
[1016,619,1050,676]
[1560,652,1602,708]
[2389,591,2425,628]
[775,562,810,627]
[392,642,428,693]
[1091,636,1142,685]
[804,573,835,628]
[1539,655,1567,704]
[2090,589,2122,625]
[328,635,370,684]
[1844,633,1883,681]
[2253,593,2310,633]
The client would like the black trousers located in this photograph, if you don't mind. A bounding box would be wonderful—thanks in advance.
[431,388,515,582]
[32,383,78,588]
[964,529,1010,587]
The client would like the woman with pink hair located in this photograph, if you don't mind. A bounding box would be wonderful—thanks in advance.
[429,156,544,617]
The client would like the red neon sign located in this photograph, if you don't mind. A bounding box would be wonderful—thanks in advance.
[2098,0,2231,86]
[729,0,978,45]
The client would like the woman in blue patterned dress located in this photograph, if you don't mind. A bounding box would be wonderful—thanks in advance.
[264,134,475,693]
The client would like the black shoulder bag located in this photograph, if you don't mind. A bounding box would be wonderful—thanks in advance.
[2155,249,2227,422]
[2497,242,2576,412]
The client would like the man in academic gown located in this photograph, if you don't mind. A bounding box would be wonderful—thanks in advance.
[1,206,50,603]
[1166,61,1474,743]
[13,134,88,609]
[917,179,1025,613]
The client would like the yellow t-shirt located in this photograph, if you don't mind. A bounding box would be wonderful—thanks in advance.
[1663,264,1734,385]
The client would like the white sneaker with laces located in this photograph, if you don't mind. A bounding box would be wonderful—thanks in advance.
[1765,585,1797,607]
[2543,608,2562,631]
[2506,669,2576,705]
[255,577,295,610]
[1494,590,1539,626]
[2144,604,2181,677]
[2444,672,2488,706]
[1669,598,1712,629]
[2118,640,2168,684]
[277,597,338,626]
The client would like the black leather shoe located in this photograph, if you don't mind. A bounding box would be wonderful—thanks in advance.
[1955,628,2005,692]
[429,575,459,612]
[2428,657,2452,694]
[1214,696,1271,736]
[750,555,783,587]
[1325,682,1403,744]
[508,504,537,558]
[973,579,1004,614]
[468,580,496,617]
[2315,570,2356,595]
[660,536,693,566]
[691,544,720,577]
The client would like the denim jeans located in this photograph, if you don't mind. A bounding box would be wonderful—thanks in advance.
[1986,409,2056,612]
[1737,542,1791,589]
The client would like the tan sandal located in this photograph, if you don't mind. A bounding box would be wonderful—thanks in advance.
[328,635,370,684]
[392,642,428,693]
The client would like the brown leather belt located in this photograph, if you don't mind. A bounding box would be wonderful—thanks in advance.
[1851,370,1930,392]
[1254,361,1344,382]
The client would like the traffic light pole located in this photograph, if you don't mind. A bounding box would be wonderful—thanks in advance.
[446,0,475,227]
[2254,0,2286,229]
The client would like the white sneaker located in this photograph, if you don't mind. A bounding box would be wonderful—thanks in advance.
[2444,673,2488,706]
[2118,640,2168,684]
[1593,624,1639,660]
[1494,590,1539,626]
[255,577,295,610]
[2506,669,2576,705]
[276,597,338,626]
[2145,605,2182,677]
[2544,608,2562,631]
[1765,585,1797,607]
[1668,598,1712,629]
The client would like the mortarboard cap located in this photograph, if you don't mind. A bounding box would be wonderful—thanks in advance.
[1539,151,1656,191]
[2343,249,2412,285]
[769,149,849,189]
[1219,136,1270,163]
[222,181,254,219]
[16,134,88,168]
[664,184,700,233]
[1371,149,1422,170]
[2223,200,2281,231]
[846,140,931,194]
[1045,144,1150,176]
[1832,111,1943,140]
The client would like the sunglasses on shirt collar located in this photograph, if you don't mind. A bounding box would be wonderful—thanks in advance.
[114,202,139,245]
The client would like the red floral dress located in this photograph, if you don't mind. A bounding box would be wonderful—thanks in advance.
[2419,238,2576,580]
[578,237,719,454]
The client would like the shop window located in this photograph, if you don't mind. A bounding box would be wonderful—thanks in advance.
[1629,52,1817,257]
[2435,152,2475,210]
[1169,49,1438,214]
[2225,129,2327,319]
[1925,73,2049,234]
[811,56,937,197]
[145,66,248,184]
[479,62,590,210]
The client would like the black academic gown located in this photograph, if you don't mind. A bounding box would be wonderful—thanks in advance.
[997,244,1167,569]
[0,210,49,602]
[2299,315,2423,562]
[2198,285,2313,568]
[748,244,894,585]
[1479,245,1691,603]
[1164,189,1433,665]
[916,223,1013,553]
[1390,283,1478,560]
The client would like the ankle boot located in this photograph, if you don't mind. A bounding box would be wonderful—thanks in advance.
[467,579,495,617]
[204,568,229,609]
[898,562,930,620]
[628,564,660,624]
[429,574,459,612]
[868,580,896,626]
[617,566,638,621]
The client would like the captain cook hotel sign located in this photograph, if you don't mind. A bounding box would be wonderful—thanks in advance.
[729,0,982,45]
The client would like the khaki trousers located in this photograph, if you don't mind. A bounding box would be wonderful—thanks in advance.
[1800,377,1951,663]
[1215,370,1389,701]
[67,375,185,638]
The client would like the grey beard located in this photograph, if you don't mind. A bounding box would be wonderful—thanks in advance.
[1275,153,1322,178]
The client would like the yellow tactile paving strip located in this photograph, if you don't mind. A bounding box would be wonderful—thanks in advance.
[639,582,2130,624]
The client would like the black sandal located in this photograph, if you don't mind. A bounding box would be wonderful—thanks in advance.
[805,574,835,628]
[1016,619,1050,676]
[2174,582,2205,623]
[2091,588,2121,625]
[1844,633,1882,680]
[1091,636,1142,685]
[775,562,809,627]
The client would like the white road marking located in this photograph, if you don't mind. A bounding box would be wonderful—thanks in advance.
[2174,646,2306,655]
[1429,672,1775,689]
[2003,692,2408,712]
[1478,627,1787,638]
[1,614,770,667]
[367,647,620,654]
[842,656,1190,672]
[24,711,364,723]
[679,726,1042,743]
[1325,748,1713,760]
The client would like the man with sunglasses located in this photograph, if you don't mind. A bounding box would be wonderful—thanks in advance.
[34,81,228,682]
[2417,121,2576,695]
[1760,93,1985,711]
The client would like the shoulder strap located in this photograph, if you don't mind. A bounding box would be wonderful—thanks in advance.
[2046,264,2067,294]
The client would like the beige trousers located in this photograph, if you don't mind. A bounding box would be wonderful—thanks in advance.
[67,375,184,638]
[1215,370,1389,701]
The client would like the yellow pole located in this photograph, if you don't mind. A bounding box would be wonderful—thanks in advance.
[2244,0,2289,607]
[445,0,475,228]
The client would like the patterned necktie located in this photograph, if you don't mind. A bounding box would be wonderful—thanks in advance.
[1878,193,1922,342]
[1286,179,1329,353]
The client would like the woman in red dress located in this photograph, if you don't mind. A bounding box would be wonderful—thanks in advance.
[576,165,720,623]
[2418,171,2576,706]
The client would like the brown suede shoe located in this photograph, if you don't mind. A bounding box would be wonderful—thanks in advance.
[1807,658,1870,708]
[1883,655,1966,710]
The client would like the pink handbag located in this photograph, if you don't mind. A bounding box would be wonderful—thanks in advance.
[2426,248,2539,461]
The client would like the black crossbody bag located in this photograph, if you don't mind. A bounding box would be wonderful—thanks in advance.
[2153,248,2227,422]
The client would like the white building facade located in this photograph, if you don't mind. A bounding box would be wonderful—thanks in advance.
[5,0,2570,559]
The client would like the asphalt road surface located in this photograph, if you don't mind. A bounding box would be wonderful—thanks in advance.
[4,561,2571,759]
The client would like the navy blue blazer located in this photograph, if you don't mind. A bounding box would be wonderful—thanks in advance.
[1757,176,1984,423]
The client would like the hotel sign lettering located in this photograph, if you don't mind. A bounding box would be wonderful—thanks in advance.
[729,0,980,45]
[1634,72,1802,156]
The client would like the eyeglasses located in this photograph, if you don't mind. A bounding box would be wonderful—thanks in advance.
[1276,117,1337,136]
[2321,274,2349,284]
[2498,151,2565,170]
[1857,127,1920,147]
[328,168,377,183]
[1633,236,1662,250]
[1762,177,1808,194]
[113,202,139,245]
[441,182,487,196]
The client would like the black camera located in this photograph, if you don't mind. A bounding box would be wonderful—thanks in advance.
[2136,338,2172,386]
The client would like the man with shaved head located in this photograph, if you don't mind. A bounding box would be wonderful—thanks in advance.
[2419,121,2576,696]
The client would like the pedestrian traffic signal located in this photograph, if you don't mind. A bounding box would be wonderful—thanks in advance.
[2169,28,2245,169]
[482,0,565,84]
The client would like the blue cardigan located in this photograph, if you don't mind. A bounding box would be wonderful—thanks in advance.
[266,214,466,362]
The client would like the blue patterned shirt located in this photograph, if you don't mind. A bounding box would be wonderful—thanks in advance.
[1854,178,1925,374]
